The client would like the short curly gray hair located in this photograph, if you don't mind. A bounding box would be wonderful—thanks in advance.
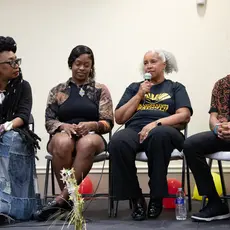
[141,49,178,74]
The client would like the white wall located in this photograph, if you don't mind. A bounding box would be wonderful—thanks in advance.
[1,0,230,173]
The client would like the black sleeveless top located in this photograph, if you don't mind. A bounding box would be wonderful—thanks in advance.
[57,82,99,124]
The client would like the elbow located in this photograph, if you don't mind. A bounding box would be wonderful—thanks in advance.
[115,117,123,125]
[184,114,191,124]
[176,108,192,125]
[115,111,124,125]
[180,112,191,124]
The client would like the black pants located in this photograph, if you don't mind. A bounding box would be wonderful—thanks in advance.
[183,131,230,197]
[108,126,184,200]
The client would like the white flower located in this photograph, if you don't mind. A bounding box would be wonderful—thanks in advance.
[60,168,85,230]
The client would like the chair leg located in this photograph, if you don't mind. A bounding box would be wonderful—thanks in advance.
[218,160,228,206]
[182,158,185,191]
[43,159,50,204]
[129,199,133,209]
[108,157,113,217]
[51,161,55,196]
[114,200,119,217]
[109,194,114,218]
[185,158,192,211]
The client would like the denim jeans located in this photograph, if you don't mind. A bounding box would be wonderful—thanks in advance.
[0,130,36,220]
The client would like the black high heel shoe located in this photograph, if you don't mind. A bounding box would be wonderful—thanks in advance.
[34,199,72,221]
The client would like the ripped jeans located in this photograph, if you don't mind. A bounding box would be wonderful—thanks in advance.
[0,130,36,220]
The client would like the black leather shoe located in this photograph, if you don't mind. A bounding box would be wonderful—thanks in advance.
[0,215,7,225]
[131,197,147,221]
[34,199,72,221]
[147,198,163,219]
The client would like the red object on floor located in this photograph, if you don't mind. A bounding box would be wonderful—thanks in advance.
[78,176,93,195]
[163,178,182,209]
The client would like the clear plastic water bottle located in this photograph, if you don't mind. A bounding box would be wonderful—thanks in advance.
[175,188,187,220]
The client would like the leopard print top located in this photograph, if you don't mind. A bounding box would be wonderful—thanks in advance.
[209,75,230,121]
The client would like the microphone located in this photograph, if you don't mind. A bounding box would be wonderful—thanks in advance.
[142,73,152,105]
[143,73,151,81]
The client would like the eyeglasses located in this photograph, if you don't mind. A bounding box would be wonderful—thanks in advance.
[0,58,22,69]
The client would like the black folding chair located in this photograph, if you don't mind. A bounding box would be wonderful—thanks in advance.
[43,132,113,216]
[109,126,192,217]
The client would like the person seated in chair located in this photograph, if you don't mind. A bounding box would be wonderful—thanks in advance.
[0,36,40,222]
[36,45,114,221]
[108,49,192,221]
[183,75,230,222]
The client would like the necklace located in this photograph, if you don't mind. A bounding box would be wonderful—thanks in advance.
[79,87,85,97]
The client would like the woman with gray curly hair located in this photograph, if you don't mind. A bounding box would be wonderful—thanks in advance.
[108,49,193,221]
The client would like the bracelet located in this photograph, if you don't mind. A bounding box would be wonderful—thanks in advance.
[213,125,219,135]
[3,121,13,131]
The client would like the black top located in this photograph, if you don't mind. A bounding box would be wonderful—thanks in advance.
[116,79,193,132]
[0,80,32,125]
[57,82,99,124]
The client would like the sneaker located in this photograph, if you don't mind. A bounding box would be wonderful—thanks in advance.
[0,215,7,225]
[191,201,230,222]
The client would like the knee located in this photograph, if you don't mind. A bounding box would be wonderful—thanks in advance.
[110,130,126,144]
[148,126,172,140]
[108,130,130,151]
[183,138,196,157]
[49,137,74,158]
[76,138,96,159]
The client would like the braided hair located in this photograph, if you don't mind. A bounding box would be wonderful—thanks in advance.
[3,70,23,122]
[0,36,40,150]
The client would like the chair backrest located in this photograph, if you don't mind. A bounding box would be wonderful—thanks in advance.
[206,151,230,161]
[93,131,112,162]
[135,124,188,162]
[29,114,34,132]
[184,125,188,139]
[28,114,39,158]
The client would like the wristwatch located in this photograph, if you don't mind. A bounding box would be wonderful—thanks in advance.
[156,121,162,126]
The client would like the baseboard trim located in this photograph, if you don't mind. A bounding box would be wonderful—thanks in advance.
[36,164,230,174]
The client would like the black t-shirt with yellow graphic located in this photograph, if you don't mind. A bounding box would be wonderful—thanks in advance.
[116,79,193,132]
